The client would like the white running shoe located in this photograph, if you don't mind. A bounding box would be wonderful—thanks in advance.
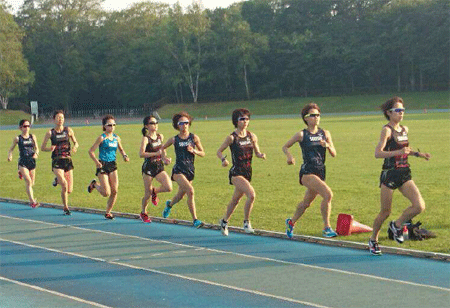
[219,219,229,236]
[243,221,255,234]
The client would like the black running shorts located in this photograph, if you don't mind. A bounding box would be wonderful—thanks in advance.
[379,168,412,190]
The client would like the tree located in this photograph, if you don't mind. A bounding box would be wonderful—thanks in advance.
[0,3,34,109]
[163,2,211,103]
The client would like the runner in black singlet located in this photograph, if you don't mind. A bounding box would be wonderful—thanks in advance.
[369,96,431,255]
[7,119,39,207]
[282,103,338,239]
[41,110,79,215]
[216,108,266,236]
[160,112,205,228]
[139,116,172,223]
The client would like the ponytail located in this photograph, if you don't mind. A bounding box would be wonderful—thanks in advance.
[142,116,152,136]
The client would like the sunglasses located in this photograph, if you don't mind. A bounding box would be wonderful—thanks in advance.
[238,117,250,121]
[147,121,158,125]
[106,123,116,127]
[178,121,189,126]
[304,113,320,118]
[22,125,31,128]
[389,108,405,113]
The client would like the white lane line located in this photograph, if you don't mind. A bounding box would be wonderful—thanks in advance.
[1,238,330,308]
[0,276,111,308]
[1,214,449,292]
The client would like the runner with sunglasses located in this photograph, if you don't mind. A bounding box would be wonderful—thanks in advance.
[282,103,338,239]
[368,96,431,255]
[7,119,40,208]
[139,116,172,223]
[87,115,129,219]
[41,110,79,215]
[216,109,266,236]
[160,112,205,228]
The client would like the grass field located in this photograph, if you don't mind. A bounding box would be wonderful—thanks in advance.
[1,111,449,253]
[157,91,450,119]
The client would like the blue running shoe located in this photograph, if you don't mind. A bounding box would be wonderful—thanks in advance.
[193,219,204,229]
[162,200,172,218]
[322,227,338,238]
[286,218,294,239]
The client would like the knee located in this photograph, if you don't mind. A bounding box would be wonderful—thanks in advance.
[60,180,68,191]
[379,209,391,219]
[247,191,256,203]
[186,186,194,197]
[299,201,310,210]
[101,189,111,197]
[323,190,333,203]
[415,201,425,214]
[165,183,173,193]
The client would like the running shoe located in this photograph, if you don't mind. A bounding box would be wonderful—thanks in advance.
[322,227,338,238]
[140,212,152,223]
[162,200,172,218]
[52,177,58,187]
[18,171,23,180]
[368,239,382,255]
[389,221,404,244]
[193,219,204,228]
[30,201,40,209]
[151,188,159,206]
[63,209,71,215]
[87,179,96,193]
[286,218,295,239]
[219,219,229,236]
[243,221,255,234]
[105,213,115,220]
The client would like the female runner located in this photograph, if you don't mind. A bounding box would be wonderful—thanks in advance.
[87,115,129,219]
[282,103,337,238]
[7,119,40,208]
[216,109,266,236]
[41,110,79,215]
[160,112,205,228]
[139,115,172,223]
[369,96,430,255]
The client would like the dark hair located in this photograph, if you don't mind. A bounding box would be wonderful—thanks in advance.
[381,96,404,120]
[19,119,29,127]
[53,110,64,119]
[301,103,321,124]
[102,114,115,131]
[172,112,192,130]
[142,115,157,136]
[232,108,251,128]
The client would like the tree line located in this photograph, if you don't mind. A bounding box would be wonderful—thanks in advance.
[1,0,448,114]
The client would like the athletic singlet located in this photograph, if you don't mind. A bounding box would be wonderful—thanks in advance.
[50,127,71,158]
[99,133,118,162]
[144,134,162,163]
[230,131,253,170]
[173,133,195,173]
[18,135,35,159]
[382,125,409,170]
[299,128,326,168]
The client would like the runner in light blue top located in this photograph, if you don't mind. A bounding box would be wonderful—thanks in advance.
[99,133,119,162]
[88,115,129,219]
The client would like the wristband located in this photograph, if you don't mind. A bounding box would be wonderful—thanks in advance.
[414,152,420,157]
[221,155,227,162]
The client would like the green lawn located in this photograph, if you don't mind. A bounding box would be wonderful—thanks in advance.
[1,112,449,253]
[157,91,450,119]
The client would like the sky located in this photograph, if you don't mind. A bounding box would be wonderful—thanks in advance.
[5,0,241,13]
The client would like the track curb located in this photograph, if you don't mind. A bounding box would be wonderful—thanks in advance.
[1,197,448,262]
